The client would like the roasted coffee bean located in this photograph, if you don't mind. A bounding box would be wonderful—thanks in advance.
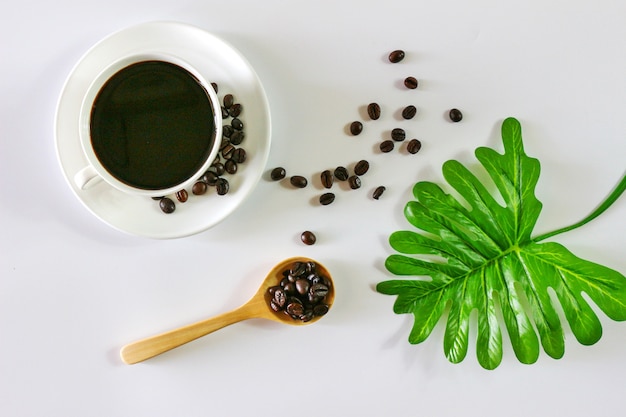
[211,82,218,93]
[270,300,282,312]
[175,189,188,203]
[271,167,286,181]
[229,103,242,117]
[219,137,230,150]
[313,304,329,316]
[350,121,363,135]
[286,301,304,317]
[284,282,297,295]
[449,108,463,122]
[367,102,381,120]
[290,175,308,188]
[295,278,310,295]
[334,166,349,181]
[348,175,361,190]
[225,159,238,174]
[159,197,176,213]
[319,192,335,206]
[215,178,229,195]
[391,128,406,141]
[222,124,233,138]
[404,76,418,89]
[310,283,329,298]
[273,288,287,308]
[201,171,219,186]
[229,130,245,145]
[380,140,394,153]
[301,230,316,245]
[221,143,235,160]
[402,105,417,119]
[389,49,405,63]
[300,311,314,322]
[407,138,422,154]
[231,118,244,130]
[231,148,246,163]
[221,107,229,119]
[291,261,307,277]
[223,93,234,108]
[373,186,386,200]
[354,159,369,176]
[192,181,208,195]
[321,170,334,189]
[211,162,226,176]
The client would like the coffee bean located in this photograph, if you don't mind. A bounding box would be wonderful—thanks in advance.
[231,148,246,163]
[225,159,238,174]
[286,301,304,317]
[373,186,386,200]
[222,124,234,138]
[211,162,225,176]
[229,103,242,117]
[319,192,335,206]
[367,102,381,120]
[271,167,286,181]
[269,300,282,312]
[348,175,361,190]
[313,304,330,316]
[301,231,316,245]
[321,170,334,189]
[449,108,463,122]
[334,166,349,181]
[404,76,418,89]
[229,130,245,145]
[192,181,208,195]
[354,159,369,176]
[221,107,229,119]
[215,178,229,195]
[310,283,329,298]
[223,94,234,108]
[159,197,176,213]
[290,175,308,188]
[389,49,405,63]
[175,189,188,203]
[295,278,310,295]
[273,288,287,308]
[231,118,244,130]
[380,140,394,153]
[407,138,422,154]
[201,171,219,185]
[350,121,363,135]
[221,143,235,160]
[402,105,417,119]
[391,128,406,141]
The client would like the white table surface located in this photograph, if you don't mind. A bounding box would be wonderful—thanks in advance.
[2,1,625,416]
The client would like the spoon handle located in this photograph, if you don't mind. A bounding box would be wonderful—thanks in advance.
[120,303,257,364]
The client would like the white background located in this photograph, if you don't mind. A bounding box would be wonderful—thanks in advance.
[2,1,625,416]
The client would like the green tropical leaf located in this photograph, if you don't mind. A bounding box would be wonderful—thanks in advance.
[377,117,626,369]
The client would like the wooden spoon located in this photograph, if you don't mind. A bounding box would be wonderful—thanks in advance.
[120,257,334,364]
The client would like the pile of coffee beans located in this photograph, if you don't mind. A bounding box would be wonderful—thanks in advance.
[267,261,332,322]
[155,86,246,214]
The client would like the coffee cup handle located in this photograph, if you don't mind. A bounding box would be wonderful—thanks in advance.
[74,165,102,190]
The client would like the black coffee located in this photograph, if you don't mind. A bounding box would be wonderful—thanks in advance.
[90,60,216,190]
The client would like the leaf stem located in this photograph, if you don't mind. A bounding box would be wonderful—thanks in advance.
[533,172,626,242]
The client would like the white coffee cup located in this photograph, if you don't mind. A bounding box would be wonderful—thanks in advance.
[74,53,222,197]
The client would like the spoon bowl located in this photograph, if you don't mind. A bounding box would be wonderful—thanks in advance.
[120,257,334,364]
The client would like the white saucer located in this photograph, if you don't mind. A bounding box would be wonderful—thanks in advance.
[55,22,271,239]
